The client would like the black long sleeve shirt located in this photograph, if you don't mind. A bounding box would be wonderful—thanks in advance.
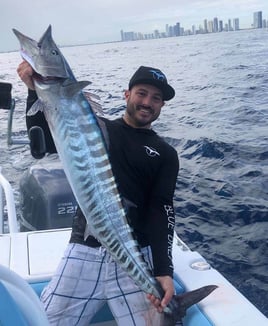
[25,90,179,277]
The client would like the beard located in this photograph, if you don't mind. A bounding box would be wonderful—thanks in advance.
[125,102,160,128]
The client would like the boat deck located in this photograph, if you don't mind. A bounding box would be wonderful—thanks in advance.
[1,228,267,325]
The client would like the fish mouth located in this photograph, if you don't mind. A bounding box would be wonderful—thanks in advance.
[33,72,66,84]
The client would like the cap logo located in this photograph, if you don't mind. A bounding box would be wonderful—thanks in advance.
[149,69,166,82]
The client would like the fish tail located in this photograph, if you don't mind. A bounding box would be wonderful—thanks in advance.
[164,285,218,325]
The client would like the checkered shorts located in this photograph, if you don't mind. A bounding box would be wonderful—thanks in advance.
[40,243,167,325]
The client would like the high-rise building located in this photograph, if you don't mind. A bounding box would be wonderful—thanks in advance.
[154,30,160,38]
[120,30,124,41]
[253,11,262,28]
[204,19,208,33]
[208,21,214,33]
[165,24,169,37]
[228,19,233,31]
[213,17,219,32]
[168,26,174,37]
[174,22,181,36]
[233,18,240,30]
[219,20,223,32]
[121,30,137,41]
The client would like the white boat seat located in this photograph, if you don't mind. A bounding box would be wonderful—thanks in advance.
[0,264,49,326]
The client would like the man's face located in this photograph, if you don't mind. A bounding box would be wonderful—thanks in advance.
[124,84,165,129]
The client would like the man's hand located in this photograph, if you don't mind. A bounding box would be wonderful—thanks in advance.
[17,61,35,90]
[147,275,174,313]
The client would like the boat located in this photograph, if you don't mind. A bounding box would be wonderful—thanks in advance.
[0,81,267,325]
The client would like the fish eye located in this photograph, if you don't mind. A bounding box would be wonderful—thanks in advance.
[51,49,59,55]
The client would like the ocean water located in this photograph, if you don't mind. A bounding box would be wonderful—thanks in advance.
[0,28,267,317]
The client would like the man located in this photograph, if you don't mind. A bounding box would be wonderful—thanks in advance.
[17,62,179,325]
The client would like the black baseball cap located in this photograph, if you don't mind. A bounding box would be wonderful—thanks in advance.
[128,66,175,101]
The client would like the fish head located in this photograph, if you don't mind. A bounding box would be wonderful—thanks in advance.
[13,25,71,80]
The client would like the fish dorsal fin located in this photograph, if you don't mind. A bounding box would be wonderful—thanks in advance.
[83,91,104,116]
[61,80,91,98]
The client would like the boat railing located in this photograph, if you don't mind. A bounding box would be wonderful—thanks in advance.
[7,98,29,146]
[0,167,19,233]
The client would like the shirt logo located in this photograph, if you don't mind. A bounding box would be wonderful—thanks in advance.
[144,146,160,157]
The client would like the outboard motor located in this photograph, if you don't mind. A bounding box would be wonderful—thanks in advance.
[19,161,77,231]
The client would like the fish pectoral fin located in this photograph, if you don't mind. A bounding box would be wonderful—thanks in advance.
[27,99,46,116]
[61,80,91,98]
[121,197,137,212]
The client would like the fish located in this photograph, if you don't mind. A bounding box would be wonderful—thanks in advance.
[13,25,217,325]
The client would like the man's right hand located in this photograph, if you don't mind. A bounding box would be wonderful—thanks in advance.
[17,61,35,90]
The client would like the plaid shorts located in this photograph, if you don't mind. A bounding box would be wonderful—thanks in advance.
[40,243,166,326]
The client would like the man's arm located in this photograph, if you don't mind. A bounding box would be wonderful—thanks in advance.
[26,89,57,154]
[146,146,179,311]
[17,61,57,155]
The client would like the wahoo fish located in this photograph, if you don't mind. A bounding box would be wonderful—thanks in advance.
[13,26,217,325]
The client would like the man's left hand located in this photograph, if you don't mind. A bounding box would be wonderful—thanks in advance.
[147,275,174,313]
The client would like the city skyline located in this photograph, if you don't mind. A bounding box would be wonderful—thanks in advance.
[1,1,268,52]
[121,10,267,42]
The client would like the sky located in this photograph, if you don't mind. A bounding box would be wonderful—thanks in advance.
[0,0,267,52]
